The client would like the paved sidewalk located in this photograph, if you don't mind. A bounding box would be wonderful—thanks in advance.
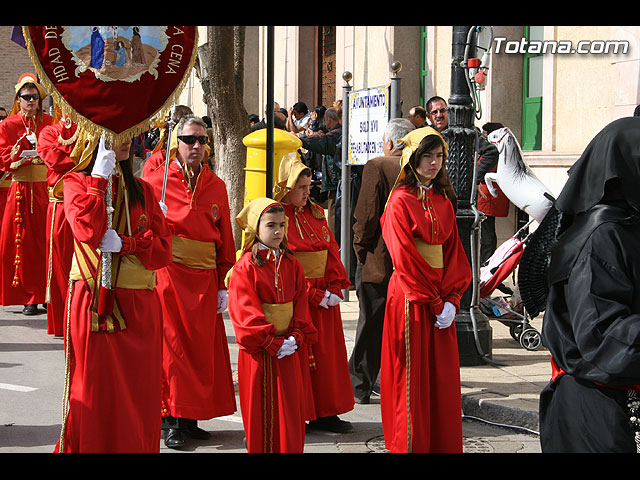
[339,291,549,435]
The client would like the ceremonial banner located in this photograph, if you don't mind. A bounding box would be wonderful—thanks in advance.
[22,26,198,143]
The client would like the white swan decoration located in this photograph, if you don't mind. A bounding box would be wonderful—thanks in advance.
[485,127,555,223]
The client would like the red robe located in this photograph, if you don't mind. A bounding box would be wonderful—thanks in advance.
[143,152,237,420]
[37,121,78,336]
[0,112,53,306]
[56,172,172,453]
[283,201,353,418]
[380,185,472,453]
[228,248,318,452]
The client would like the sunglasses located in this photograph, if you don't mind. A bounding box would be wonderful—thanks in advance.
[19,94,40,101]
[429,108,447,116]
[178,135,208,145]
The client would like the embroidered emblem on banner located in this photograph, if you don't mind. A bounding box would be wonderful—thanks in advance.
[22,26,198,143]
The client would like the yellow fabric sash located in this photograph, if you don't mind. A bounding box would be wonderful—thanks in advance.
[293,250,327,279]
[11,163,47,182]
[262,302,293,335]
[171,235,217,269]
[415,239,443,269]
[67,175,155,333]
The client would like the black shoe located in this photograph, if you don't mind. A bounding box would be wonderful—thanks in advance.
[309,415,353,433]
[371,383,381,397]
[354,395,370,404]
[22,304,38,315]
[164,428,185,449]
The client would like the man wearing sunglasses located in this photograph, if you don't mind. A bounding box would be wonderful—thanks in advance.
[425,96,449,133]
[0,73,53,316]
[143,115,237,449]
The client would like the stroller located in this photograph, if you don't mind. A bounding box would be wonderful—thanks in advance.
[478,219,542,351]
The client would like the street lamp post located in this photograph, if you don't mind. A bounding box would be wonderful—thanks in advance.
[443,26,493,366]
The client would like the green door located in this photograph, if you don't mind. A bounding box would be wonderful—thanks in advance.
[522,26,543,150]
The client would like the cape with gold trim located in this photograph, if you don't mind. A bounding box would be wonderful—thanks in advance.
[22,26,197,143]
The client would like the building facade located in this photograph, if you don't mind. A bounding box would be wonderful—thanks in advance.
[3,26,638,242]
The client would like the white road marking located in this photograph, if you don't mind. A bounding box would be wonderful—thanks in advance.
[0,382,37,392]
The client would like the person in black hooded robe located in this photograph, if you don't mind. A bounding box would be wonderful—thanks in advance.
[539,117,640,453]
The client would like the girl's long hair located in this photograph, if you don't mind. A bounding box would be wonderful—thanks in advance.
[82,141,146,208]
[251,203,293,267]
[395,134,457,211]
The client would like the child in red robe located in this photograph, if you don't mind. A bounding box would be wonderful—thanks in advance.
[274,155,354,433]
[228,197,317,453]
[380,127,472,453]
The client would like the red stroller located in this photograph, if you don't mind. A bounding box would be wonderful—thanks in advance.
[478,219,542,351]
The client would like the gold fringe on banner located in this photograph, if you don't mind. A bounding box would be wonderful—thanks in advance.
[21,26,199,146]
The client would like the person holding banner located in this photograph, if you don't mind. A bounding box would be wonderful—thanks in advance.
[36,115,81,336]
[143,115,237,449]
[380,127,471,453]
[227,197,318,453]
[56,134,172,453]
[0,73,53,314]
[274,154,354,433]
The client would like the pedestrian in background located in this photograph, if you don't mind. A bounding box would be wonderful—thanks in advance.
[350,118,415,404]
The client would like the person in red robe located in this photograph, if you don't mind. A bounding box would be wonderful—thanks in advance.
[142,115,237,449]
[36,115,80,336]
[274,154,354,433]
[380,127,472,453]
[55,134,172,453]
[0,73,53,314]
[227,197,318,453]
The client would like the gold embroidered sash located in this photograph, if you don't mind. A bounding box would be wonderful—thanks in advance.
[171,235,217,269]
[415,239,443,269]
[11,163,47,182]
[293,250,327,279]
[67,175,155,333]
[262,301,293,335]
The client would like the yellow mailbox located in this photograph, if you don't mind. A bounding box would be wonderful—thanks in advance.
[242,128,302,206]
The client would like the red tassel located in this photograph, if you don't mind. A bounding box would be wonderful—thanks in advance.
[97,285,115,316]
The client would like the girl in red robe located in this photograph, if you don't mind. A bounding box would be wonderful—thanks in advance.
[55,135,172,453]
[228,197,318,453]
[274,155,353,433]
[380,127,472,453]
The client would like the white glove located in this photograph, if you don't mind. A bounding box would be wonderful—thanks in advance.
[99,229,122,253]
[434,301,456,329]
[92,137,117,179]
[326,293,342,307]
[277,336,298,359]
[217,289,228,314]
[158,201,168,216]
[319,290,331,309]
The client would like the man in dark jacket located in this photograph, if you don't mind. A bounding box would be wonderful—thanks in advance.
[300,107,341,233]
[349,118,415,404]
